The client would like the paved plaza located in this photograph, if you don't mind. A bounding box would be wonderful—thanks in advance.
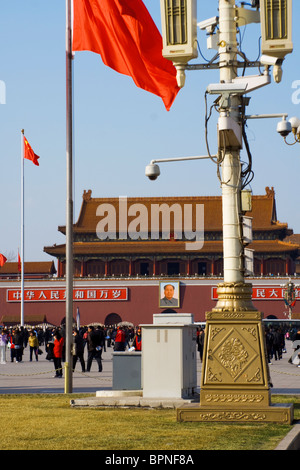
[0,338,300,396]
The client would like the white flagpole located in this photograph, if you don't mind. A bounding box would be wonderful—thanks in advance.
[21,129,25,327]
[65,0,74,393]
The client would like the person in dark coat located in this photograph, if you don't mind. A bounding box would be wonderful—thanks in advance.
[273,327,284,361]
[72,329,85,372]
[196,327,205,362]
[86,326,103,372]
[12,328,24,363]
[265,327,274,365]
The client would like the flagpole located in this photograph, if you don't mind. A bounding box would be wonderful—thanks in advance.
[65,0,74,393]
[21,129,25,327]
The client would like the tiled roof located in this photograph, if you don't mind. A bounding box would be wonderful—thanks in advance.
[44,187,298,259]
[57,187,288,234]
[0,261,56,275]
[44,239,300,257]
[248,240,300,253]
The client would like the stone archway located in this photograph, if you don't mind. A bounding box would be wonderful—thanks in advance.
[104,312,122,326]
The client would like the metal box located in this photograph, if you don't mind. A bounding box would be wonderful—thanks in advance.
[112,352,141,391]
[141,317,197,399]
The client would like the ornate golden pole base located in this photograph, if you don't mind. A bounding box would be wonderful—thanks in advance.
[177,283,294,424]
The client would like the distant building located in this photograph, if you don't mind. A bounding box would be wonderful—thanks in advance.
[0,261,56,280]
[44,187,300,278]
[1,187,300,327]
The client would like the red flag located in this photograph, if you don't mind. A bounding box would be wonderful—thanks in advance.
[72,0,180,111]
[0,254,7,267]
[24,136,40,166]
[18,252,21,273]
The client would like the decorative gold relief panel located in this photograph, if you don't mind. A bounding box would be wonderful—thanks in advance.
[203,323,266,386]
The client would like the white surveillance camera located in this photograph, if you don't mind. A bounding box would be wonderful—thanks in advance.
[206,82,247,95]
[198,16,219,32]
[260,55,284,67]
[276,119,292,137]
[145,163,160,181]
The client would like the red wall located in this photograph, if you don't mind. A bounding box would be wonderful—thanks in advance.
[0,278,296,326]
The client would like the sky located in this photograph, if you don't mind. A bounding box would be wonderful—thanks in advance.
[0,0,300,265]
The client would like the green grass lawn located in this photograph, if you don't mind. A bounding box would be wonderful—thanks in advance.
[0,394,299,450]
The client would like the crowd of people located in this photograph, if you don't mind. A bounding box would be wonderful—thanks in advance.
[265,326,286,364]
[3,321,300,378]
[0,324,142,377]
[264,324,300,366]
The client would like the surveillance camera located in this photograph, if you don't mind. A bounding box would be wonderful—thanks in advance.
[260,55,284,67]
[206,82,247,95]
[145,163,160,181]
[198,16,219,32]
[276,119,292,137]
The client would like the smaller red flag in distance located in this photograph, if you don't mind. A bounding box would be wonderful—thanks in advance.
[0,254,7,267]
[24,136,40,166]
[18,252,21,272]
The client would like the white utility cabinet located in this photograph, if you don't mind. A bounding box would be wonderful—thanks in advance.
[141,314,197,399]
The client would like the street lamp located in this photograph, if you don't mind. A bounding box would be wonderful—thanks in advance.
[260,0,293,58]
[160,0,198,87]
[158,0,294,424]
[259,0,293,83]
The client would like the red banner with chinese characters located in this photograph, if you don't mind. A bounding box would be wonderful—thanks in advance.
[7,287,128,302]
[212,286,300,301]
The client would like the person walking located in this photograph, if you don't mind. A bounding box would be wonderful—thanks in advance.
[53,330,64,378]
[86,326,102,372]
[197,327,205,362]
[13,328,24,363]
[265,327,274,365]
[273,328,283,361]
[28,330,39,362]
[114,326,126,352]
[72,329,85,372]
[131,328,142,351]
[0,329,8,364]
[8,330,16,362]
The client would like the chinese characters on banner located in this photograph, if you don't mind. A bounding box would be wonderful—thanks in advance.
[7,287,128,302]
[212,286,300,301]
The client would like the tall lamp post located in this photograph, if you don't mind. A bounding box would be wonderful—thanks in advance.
[158,0,294,424]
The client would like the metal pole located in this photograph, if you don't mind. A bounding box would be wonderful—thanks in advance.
[20,129,25,327]
[218,0,244,286]
[65,0,73,393]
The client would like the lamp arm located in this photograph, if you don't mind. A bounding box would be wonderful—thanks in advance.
[150,155,217,165]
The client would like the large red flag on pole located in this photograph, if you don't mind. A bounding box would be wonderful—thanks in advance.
[0,254,7,267]
[72,0,180,111]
